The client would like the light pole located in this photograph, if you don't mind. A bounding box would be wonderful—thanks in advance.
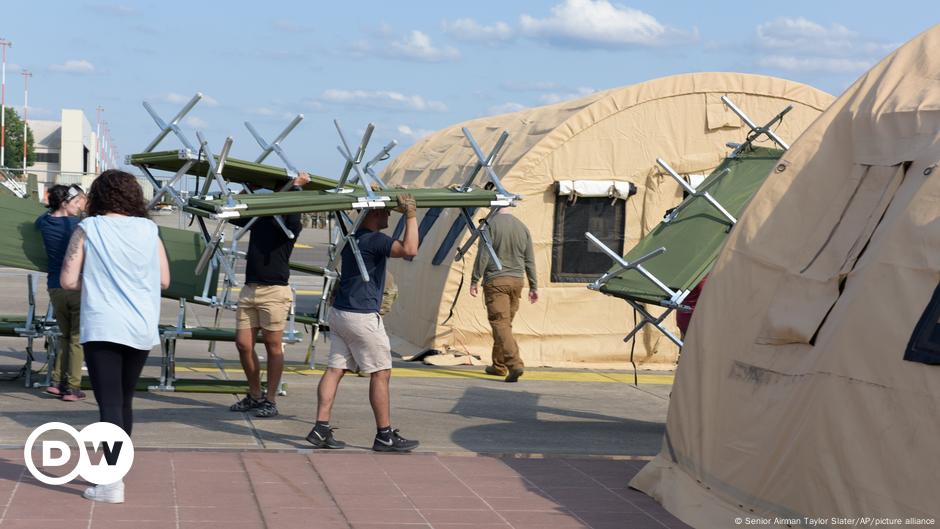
[103,121,108,171]
[0,38,12,167]
[21,69,31,175]
[95,106,103,173]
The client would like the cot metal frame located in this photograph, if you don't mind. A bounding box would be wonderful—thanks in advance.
[150,296,302,393]
[13,275,62,388]
[452,128,516,269]
[722,96,792,158]
[0,168,27,198]
[137,92,202,208]
[586,233,689,348]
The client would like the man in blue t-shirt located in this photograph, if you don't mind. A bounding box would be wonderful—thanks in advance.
[307,193,420,452]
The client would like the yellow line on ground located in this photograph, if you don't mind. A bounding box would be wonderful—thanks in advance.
[176,364,673,384]
[295,243,313,249]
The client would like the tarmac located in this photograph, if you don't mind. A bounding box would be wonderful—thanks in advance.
[0,212,689,528]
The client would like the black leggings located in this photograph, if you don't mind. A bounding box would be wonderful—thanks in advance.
[84,341,150,436]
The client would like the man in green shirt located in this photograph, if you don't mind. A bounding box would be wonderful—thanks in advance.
[469,209,538,382]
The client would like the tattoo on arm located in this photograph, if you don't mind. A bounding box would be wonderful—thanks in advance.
[64,228,85,266]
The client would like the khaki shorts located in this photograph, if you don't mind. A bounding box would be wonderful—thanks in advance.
[327,309,392,374]
[236,284,292,331]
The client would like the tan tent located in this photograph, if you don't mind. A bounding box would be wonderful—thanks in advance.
[631,26,940,524]
[381,72,832,368]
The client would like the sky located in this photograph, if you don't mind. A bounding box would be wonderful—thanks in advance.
[1,0,935,180]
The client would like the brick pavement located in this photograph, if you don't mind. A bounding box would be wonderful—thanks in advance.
[0,449,690,529]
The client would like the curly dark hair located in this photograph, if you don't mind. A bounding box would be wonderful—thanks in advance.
[87,170,149,218]
[45,184,71,211]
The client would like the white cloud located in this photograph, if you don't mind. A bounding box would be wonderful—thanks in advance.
[245,106,295,120]
[519,0,695,48]
[384,30,460,62]
[320,89,448,112]
[184,116,208,129]
[538,86,596,104]
[159,92,219,107]
[487,102,528,115]
[347,27,460,62]
[754,18,898,74]
[396,125,434,142]
[758,56,873,74]
[49,59,95,74]
[443,18,514,43]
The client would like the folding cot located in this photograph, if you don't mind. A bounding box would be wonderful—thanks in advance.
[587,97,792,348]
[0,276,58,388]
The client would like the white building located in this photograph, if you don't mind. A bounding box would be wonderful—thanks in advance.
[30,109,97,189]
[28,109,152,199]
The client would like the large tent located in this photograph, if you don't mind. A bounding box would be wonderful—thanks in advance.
[630,25,940,523]
[380,72,832,367]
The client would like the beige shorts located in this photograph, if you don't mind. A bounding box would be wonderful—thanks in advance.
[236,284,292,331]
[327,309,392,374]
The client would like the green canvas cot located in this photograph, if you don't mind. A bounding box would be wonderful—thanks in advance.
[598,146,783,304]
[590,146,783,346]
[0,193,217,300]
[127,150,340,191]
[183,187,505,219]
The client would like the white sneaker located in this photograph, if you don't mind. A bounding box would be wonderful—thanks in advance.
[82,480,124,503]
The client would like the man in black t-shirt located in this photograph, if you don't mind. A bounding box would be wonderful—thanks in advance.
[229,172,310,418]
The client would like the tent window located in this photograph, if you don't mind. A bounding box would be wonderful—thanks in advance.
[551,197,625,283]
[905,281,940,365]
[432,208,477,266]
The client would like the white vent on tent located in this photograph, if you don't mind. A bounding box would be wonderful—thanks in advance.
[556,180,636,201]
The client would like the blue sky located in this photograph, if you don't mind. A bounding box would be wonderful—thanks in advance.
[2,1,935,179]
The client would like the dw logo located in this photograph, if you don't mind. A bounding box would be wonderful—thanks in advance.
[23,422,134,485]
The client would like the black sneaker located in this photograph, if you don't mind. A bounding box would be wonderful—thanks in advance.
[505,368,524,383]
[372,429,419,453]
[306,426,346,449]
[254,399,279,418]
[229,394,263,412]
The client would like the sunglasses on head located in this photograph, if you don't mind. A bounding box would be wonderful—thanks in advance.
[64,186,85,202]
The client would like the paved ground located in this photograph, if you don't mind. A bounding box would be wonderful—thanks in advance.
[0,216,688,528]
[0,450,688,529]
